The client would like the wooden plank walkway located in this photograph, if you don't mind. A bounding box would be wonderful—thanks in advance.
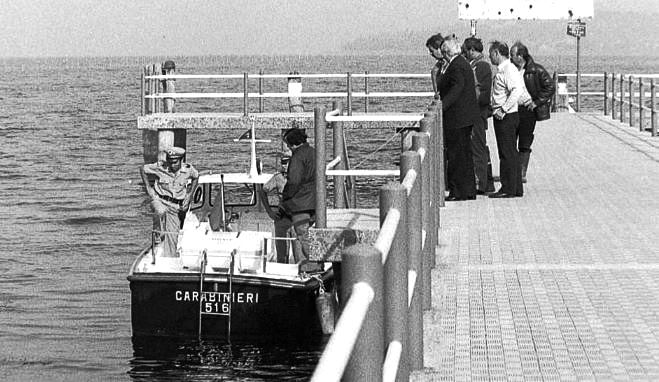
[413,113,659,381]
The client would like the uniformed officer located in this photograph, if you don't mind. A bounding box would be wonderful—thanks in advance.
[139,147,199,257]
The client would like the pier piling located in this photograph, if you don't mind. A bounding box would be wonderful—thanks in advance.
[379,183,409,382]
[400,150,424,371]
[341,245,384,382]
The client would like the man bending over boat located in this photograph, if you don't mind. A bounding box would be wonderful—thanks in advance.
[274,128,322,273]
[139,147,199,257]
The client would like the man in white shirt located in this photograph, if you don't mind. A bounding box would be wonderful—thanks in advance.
[489,41,524,198]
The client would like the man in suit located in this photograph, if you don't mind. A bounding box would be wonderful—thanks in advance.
[463,37,496,194]
[437,36,479,201]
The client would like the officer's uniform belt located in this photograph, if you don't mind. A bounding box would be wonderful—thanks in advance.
[157,193,183,206]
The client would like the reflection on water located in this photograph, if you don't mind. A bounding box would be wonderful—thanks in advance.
[129,336,327,381]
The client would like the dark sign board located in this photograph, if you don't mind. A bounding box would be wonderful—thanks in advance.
[567,21,586,37]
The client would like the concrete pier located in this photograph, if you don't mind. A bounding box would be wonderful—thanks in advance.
[412,113,659,380]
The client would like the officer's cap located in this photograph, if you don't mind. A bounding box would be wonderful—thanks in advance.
[165,147,185,161]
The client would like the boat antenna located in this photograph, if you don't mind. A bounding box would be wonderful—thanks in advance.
[219,174,226,231]
[233,116,271,179]
[249,117,258,178]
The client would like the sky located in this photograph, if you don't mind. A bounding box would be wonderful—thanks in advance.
[0,0,654,57]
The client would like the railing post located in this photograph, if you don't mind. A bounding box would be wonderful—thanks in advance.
[551,72,558,112]
[639,78,644,132]
[379,183,409,382]
[620,74,625,123]
[420,112,438,268]
[341,244,384,382]
[412,132,432,311]
[149,65,156,115]
[332,101,347,208]
[346,72,353,116]
[258,69,263,113]
[140,71,146,116]
[400,151,424,371]
[314,106,327,228]
[152,64,159,113]
[611,73,616,120]
[652,79,657,137]
[437,102,445,208]
[243,72,249,117]
[364,71,369,113]
[603,72,608,116]
[629,75,634,127]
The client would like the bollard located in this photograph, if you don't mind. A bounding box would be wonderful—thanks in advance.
[161,60,176,113]
[332,101,347,208]
[412,132,432,311]
[639,78,644,132]
[400,151,424,371]
[314,106,327,228]
[379,183,409,382]
[341,245,384,382]
[288,72,304,112]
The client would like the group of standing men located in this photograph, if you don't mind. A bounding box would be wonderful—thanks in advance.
[426,34,555,200]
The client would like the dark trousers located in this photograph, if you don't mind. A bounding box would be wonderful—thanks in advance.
[517,108,537,153]
[445,125,476,199]
[274,211,312,263]
[493,113,523,196]
[471,116,494,192]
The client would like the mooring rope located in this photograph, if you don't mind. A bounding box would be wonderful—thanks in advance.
[351,124,415,170]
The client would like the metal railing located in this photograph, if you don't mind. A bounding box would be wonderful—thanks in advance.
[311,101,443,382]
[553,72,659,136]
[141,67,434,116]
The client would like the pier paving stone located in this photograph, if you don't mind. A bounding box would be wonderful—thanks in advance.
[411,114,659,381]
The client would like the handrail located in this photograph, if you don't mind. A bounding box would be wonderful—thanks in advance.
[310,282,375,382]
[313,101,442,381]
[145,91,434,99]
[553,72,658,136]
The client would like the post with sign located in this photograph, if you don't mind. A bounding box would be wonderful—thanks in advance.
[567,20,586,111]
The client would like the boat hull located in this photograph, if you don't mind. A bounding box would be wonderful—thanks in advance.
[129,271,334,339]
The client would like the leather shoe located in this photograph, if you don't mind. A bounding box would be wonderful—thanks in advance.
[446,195,460,201]
[488,191,515,198]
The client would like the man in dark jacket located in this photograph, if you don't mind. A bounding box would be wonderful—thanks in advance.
[511,41,556,183]
[274,128,319,271]
[437,36,479,201]
[463,37,496,194]
[426,33,445,97]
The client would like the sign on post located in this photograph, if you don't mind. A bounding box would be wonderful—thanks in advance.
[567,21,586,37]
[457,0,593,20]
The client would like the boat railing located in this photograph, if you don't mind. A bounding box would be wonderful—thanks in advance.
[311,101,442,381]
[554,72,659,136]
[140,67,434,116]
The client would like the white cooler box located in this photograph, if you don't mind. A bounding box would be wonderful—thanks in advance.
[179,228,269,273]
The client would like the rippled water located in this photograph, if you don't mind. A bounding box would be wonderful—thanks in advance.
[0,54,654,381]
